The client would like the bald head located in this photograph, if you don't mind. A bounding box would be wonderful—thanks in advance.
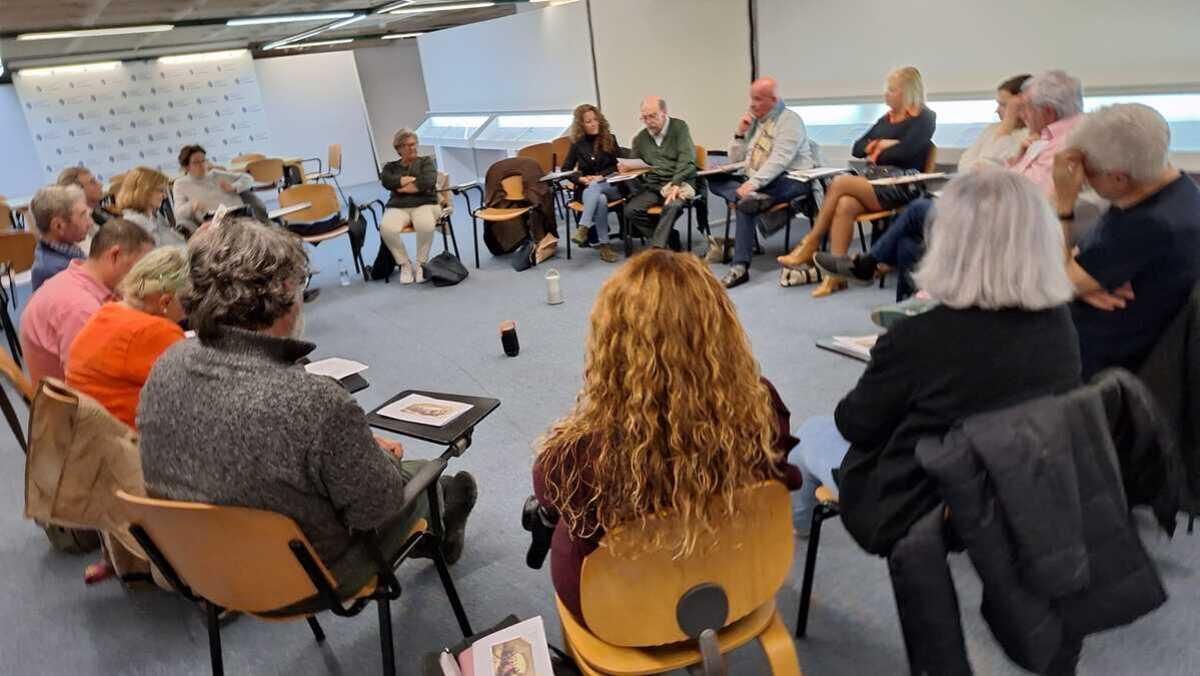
[639,96,668,135]
[749,77,780,118]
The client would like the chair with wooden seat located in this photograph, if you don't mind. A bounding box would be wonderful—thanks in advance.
[566,192,628,258]
[0,232,36,358]
[795,485,841,639]
[231,152,266,165]
[644,145,709,255]
[302,144,346,201]
[469,174,533,269]
[117,454,473,676]
[852,143,939,269]
[278,184,366,278]
[245,158,285,193]
[0,202,13,231]
[519,141,570,223]
[0,347,32,454]
[558,481,802,675]
[386,172,462,262]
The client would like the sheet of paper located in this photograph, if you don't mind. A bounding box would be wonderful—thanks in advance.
[868,172,948,186]
[377,394,472,428]
[698,160,746,177]
[304,357,368,380]
[472,616,555,676]
[605,172,642,184]
[788,167,850,182]
[832,334,879,358]
[540,169,578,182]
[616,158,650,171]
[184,330,197,339]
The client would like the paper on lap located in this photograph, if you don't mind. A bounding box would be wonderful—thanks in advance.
[303,357,368,380]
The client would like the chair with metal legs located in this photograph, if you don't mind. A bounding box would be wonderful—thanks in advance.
[795,485,841,638]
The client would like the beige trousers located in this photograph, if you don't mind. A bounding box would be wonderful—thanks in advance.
[380,204,440,265]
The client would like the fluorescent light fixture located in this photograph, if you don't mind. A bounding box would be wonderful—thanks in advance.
[227,12,354,26]
[158,49,248,65]
[375,1,417,12]
[286,39,354,49]
[262,14,365,50]
[19,61,122,77]
[17,25,174,41]
[391,2,496,14]
[381,32,426,39]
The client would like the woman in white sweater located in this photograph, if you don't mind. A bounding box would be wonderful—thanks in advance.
[957,74,1032,171]
[171,144,256,233]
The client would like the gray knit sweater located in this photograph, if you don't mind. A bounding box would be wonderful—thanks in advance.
[137,327,409,569]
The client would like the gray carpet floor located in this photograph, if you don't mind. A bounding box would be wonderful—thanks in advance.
[1,183,1197,675]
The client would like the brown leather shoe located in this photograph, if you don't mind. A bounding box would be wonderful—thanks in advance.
[777,236,820,269]
[811,276,848,298]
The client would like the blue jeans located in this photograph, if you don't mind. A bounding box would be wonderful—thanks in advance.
[870,197,933,301]
[789,415,851,529]
[578,180,622,243]
[708,174,811,266]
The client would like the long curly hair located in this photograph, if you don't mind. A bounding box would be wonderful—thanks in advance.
[569,103,616,155]
[536,250,781,555]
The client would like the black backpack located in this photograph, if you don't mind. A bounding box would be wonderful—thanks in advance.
[425,251,469,286]
[370,241,397,282]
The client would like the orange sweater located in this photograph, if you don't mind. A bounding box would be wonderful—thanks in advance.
[66,303,185,429]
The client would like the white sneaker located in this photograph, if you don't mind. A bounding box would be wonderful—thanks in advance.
[398,263,415,284]
[414,262,426,283]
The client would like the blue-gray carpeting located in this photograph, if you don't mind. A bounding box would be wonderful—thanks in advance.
[0,183,1197,675]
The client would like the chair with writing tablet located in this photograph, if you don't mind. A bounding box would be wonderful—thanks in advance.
[278,184,366,279]
[303,144,346,202]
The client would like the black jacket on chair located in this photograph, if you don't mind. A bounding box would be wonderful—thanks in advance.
[1137,284,1200,510]
[909,370,1175,673]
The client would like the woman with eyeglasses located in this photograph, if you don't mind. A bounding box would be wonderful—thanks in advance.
[379,128,441,284]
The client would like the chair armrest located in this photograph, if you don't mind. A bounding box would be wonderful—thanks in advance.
[300,157,322,174]
[449,180,480,194]
[402,456,449,508]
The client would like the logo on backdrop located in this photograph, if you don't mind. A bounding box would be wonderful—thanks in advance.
[14,52,271,183]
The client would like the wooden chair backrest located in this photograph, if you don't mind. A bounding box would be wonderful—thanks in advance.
[500,175,526,202]
[232,153,266,164]
[328,144,343,172]
[579,481,794,647]
[436,171,452,210]
[695,145,708,172]
[0,232,38,273]
[0,203,12,232]
[0,348,33,404]
[279,183,340,222]
[116,490,338,613]
[517,142,555,174]
[924,143,938,173]
[551,136,572,169]
[245,158,284,184]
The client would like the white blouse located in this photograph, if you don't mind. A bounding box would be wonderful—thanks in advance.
[957,123,1031,172]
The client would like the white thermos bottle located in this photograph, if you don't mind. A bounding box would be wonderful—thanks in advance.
[545,268,563,305]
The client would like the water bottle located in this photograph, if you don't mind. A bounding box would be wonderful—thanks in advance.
[545,268,563,305]
[337,258,351,287]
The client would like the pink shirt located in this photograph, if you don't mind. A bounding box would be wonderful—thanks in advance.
[1009,114,1083,196]
[19,259,114,386]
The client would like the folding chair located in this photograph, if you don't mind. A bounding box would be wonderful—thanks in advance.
[278,184,366,280]
[645,145,708,254]
[558,482,801,675]
[117,453,473,676]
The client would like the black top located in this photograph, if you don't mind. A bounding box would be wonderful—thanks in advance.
[380,155,438,209]
[1072,174,1200,378]
[835,304,1082,555]
[851,107,937,170]
[561,133,623,178]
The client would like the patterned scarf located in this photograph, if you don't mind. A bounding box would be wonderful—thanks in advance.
[748,114,778,172]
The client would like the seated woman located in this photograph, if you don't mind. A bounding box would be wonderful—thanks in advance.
[778,66,936,297]
[66,246,188,430]
[791,168,1080,556]
[814,73,1035,298]
[172,144,265,233]
[379,128,440,284]
[563,104,624,263]
[118,166,186,247]
[532,250,802,625]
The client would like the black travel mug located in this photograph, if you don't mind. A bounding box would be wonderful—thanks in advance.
[500,320,520,357]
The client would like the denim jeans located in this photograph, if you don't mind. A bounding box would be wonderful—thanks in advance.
[708,174,810,266]
[870,197,933,301]
[578,180,622,243]
[788,415,850,529]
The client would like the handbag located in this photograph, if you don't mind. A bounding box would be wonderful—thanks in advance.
[511,238,536,272]
[424,251,469,286]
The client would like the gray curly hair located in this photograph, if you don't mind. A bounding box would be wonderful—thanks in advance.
[183,217,309,340]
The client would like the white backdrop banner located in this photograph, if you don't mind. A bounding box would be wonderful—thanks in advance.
[13,52,270,184]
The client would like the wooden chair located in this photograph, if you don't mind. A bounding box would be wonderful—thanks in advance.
[519,141,570,223]
[372,172,463,269]
[278,183,366,278]
[0,347,32,454]
[0,202,13,232]
[231,152,266,165]
[244,158,285,193]
[117,455,474,676]
[795,485,841,639]
[644,145,708,255]
[559,481,802,675]
[0,232,36,359]
[469,174,532,269]
[551,136,572,169]
[303,144,346,201]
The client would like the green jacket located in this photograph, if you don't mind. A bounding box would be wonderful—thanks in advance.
[380,155,438,209]
[630,117,697,189]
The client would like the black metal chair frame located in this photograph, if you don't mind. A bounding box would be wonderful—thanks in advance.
[363,194,464,283]
[794,496,841,639]
[128,449,473,676]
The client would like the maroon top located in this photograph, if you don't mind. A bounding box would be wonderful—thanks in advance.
[532,378,802,624]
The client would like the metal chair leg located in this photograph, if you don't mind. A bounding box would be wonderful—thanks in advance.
[686,206,693,252]
[377,597,396,676]
[471,217,480,269]
[207,603,225,676]
[796,504,837,638]
[306,616,326,643]
[1,388,27,454]
[432,547,474,637]
[723,200,733,265]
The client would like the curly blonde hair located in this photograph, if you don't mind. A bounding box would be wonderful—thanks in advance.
[536,250,781,555]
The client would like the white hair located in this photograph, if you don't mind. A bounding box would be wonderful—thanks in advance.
[914,169,1074,310]
[30,184,85,235]
[1022,70,1083,118]
[118,246,189,305]
[1068,103,1170,184]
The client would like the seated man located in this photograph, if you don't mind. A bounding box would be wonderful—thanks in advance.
[708,77,815,288]
[29,185,93,291]
[622,96,698,251]
[1056,103,1200,379]
[20,219,153,386]
[57,165,111,230]
[137,219,478,593]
